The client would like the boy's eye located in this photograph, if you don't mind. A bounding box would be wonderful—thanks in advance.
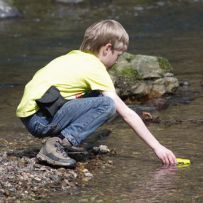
[118,53,123,57]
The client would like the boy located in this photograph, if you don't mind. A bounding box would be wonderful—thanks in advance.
[16,20,177,168]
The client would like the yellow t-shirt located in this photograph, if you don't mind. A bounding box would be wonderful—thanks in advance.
[16,50,115,117]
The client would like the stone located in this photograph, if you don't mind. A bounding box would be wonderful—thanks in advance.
[110,52,179,101]
[0,0,21,19]
[180,81,190,87]
[92,145,110,154]
[131,55,163,79]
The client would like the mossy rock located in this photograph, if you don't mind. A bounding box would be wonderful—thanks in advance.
[109,52,179,101]
[158,57,173,73]
[111,52,174,79]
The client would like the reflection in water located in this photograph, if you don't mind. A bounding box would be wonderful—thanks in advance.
[64,157,195,203]
[122,166,180,202]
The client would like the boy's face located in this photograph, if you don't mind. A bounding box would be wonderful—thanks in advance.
[98,43,124,69]
[105,49,123,69]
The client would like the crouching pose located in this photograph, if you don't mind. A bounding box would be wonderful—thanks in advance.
[16,20,176,167]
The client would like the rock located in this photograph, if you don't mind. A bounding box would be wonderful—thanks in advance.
[92,145,110,154]
[110,52,179,101]
[179,81,190,87]
[152,77,179,97]
[82,169,93,178]
[131,55,172,79]
[0,0,21,19]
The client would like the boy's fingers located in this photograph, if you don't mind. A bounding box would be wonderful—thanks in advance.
[169,152,177,164]
[168,155,175,165]
[162,156,169,165]
[165,152,176,165]
[169,156,174,164]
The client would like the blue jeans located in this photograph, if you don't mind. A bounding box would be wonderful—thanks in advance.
[21,96,116,146]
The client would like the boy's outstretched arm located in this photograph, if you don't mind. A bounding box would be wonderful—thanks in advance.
[103,91,177,165]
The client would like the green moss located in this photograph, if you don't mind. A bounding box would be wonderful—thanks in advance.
[158,57,173,73]
[118,67,140,79]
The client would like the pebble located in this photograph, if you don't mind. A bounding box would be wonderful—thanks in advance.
[84,171,93,178]
[180,81,190,87]
[81,168,93,178]
[93,145,110,154]
[34,177,41,182]
[107,160,113,165]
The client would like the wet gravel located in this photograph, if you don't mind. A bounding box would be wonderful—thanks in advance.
[0,144,113,202]
[0,152,77,201]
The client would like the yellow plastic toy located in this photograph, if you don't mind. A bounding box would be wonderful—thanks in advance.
[176,158,191,165]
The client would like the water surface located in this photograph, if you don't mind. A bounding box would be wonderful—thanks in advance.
[0,0,202,202]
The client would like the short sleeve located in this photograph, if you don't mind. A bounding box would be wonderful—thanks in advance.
[85,65,115,92]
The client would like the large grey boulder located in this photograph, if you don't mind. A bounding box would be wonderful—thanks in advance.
[110,52,179,100]
[0,0,21,19]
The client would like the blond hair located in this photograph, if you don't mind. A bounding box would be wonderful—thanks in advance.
[80,19,129,54]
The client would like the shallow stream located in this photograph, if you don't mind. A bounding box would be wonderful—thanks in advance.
[0,0,203,202]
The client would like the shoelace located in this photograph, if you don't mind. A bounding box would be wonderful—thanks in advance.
[55,141,68,157]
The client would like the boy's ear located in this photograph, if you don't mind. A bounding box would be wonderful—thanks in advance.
[106,43,112,50]
[97,43,112,58]
[103,43,112,55]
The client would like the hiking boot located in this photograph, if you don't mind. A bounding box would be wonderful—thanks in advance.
[37,137,76,168]
[61,138,87,153]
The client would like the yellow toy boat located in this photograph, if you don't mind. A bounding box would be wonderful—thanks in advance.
[176,158,191,165]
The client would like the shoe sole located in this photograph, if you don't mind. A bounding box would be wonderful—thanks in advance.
[37,152,76,168]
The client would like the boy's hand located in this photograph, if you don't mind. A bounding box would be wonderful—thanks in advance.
[154,144,177,165]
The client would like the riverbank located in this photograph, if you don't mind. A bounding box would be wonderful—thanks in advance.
[0,145,115,201]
